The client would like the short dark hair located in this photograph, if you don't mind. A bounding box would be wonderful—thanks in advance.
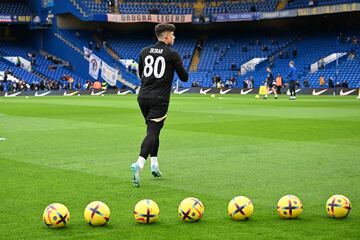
[155,23,175,38]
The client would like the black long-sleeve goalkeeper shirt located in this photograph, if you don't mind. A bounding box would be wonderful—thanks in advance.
[138,41,188,101]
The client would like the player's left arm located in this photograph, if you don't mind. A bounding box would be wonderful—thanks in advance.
[172,51,188,82]
[138,54,144,78]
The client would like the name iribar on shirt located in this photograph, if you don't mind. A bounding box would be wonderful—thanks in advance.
[150,48,163,54]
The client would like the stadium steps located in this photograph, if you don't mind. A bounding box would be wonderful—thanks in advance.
[276,0,288,11]
[54,33,83,56]
[194,0,205,16]
[39,50,69,66]
[113,1,120,14]
[190,36,206,72]
[93,34,121,60]
[105,45,121,60]
[31,69,54,82]
[69,0,89,17]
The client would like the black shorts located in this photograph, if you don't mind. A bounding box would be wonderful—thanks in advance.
[137,97,169,123]
[268,83,275,88]
[289,80,296,89]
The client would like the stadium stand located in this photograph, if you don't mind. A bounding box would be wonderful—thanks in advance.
[75,0,194,15]
[77,0,110,14]
[0,41,85,89]
[176,32,359,88]
[119,1,194,14]
[285,0,359,10]
[0,0,33,16]
[198,35,296,71]
[183,34,296,88]
[102,31,360,88]
[204,0,279,14]
[239,33,359,88]
[106,35,196,69]
[1,31,358,89]
[303,50,360,88]
[55,30,141,87]
[71,0,360,16]
[0,59,42,86]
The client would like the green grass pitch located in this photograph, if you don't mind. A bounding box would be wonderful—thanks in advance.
[0,94,359,239]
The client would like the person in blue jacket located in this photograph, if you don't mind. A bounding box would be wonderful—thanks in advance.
[287,61,297,100]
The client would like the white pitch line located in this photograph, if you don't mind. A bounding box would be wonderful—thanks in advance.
[0,137,6,141]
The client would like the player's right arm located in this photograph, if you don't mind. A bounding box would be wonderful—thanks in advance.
[172,51,188,82]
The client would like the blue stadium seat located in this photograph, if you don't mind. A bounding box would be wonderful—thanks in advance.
[0,0,33,16]
[285,0,358,10]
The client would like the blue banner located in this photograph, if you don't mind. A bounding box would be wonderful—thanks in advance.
[42,0,54,8]
[0,15,12,22]
[214,12,261,22]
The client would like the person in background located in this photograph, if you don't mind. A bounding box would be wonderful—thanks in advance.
[93,80,102,90]
[276,74,282,94]
[328,77,334,88]
[292,47,297,58]
[287,61,297,100]
[263,67,278,99]
[303,79,310,87]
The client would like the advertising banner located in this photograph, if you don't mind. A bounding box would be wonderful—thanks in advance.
[107,14,192,23]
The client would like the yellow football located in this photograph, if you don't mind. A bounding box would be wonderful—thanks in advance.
[178,197,204,222]
[43,203,70,228]
[84,201,110,226]
[228,196,253,221]
[326,195,351,218]
[277,195,303,219]
[134,199,160,224]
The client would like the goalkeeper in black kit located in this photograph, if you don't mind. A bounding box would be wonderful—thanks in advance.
[264,67,278,99]
[130,23,189,187]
